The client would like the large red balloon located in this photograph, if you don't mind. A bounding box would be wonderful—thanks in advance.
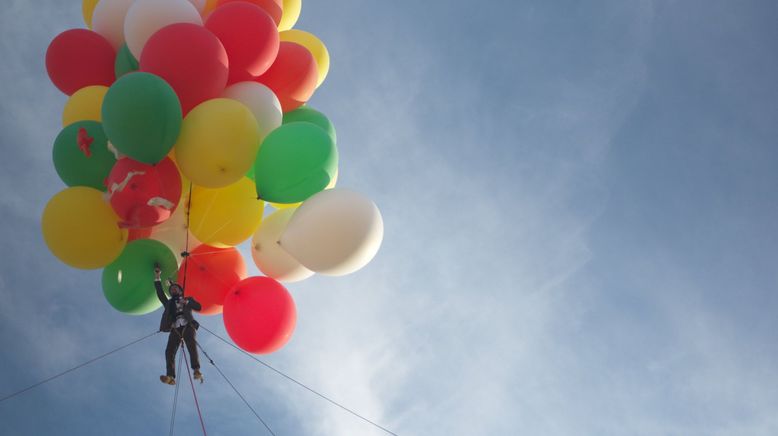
[106,157,182,228]
[46,29,116,95]
[256,42,317,112]
[177,245,247,315]
[216,0,282,26]
[205,2,279,84]
[223,276,296,354]
[139,23,228,114]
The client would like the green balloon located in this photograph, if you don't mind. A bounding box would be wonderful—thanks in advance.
[102,239,178,315]
[254,122,338,203]
[283,106,337,143]
[53,121,116,191]
[101,72,182,164]
[114,43,139,78]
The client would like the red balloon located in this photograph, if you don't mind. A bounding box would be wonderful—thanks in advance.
[223,276,296,354]
[256,42,317,112]
[106,157,182,228]
[217,0,282,26]
[46,29,116,95]
[205,2,279,84]
[128,227,154,241]
[177,245,247,315]
[139,23,228,114]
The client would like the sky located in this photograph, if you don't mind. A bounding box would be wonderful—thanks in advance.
[1,0,778,435]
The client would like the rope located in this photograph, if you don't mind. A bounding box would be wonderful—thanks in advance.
[182,344,207,436]
[199,326,399,436]
[195,341,276,436]
[0,331,159,405]
[168,347,185,436]
[181,181,194,292]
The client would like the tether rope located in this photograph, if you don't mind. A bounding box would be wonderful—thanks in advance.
[168,347,185,436]
[195,340,276,435]
[0,331,159,405]
[182,344,207,436]
[199,325,399,436]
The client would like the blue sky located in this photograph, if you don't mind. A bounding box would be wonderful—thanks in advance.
[1,0,778,435]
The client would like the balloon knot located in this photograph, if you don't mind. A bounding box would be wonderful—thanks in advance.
[77,128,93,158]
[181,251,190,258]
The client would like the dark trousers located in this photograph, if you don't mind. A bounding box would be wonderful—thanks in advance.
[165,325,200,377]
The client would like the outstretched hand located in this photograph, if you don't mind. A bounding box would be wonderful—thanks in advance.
[154,267,161,279]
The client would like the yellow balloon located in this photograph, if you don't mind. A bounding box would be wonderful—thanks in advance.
[189,178,264,247]
[82,0,100,28]
[42,187,128,269]
[278,0,302,31]
[174,98,260,189]
[280,29,330,87]
[269,168,337,209]
[62,85,108,127]
[269,201,300,210]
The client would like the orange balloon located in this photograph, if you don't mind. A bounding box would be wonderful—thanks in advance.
[256,42,317,112]
[177,244,247,315]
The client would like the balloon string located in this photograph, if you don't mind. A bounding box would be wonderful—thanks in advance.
[187,249,230,257]
[190,186,221,242]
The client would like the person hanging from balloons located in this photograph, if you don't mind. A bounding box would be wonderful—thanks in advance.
[154,266,203,385]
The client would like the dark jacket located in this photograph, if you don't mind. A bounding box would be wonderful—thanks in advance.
[155,280,201,332]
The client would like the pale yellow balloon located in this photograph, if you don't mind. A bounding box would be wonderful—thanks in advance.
[42,187,128,269]
[269,168,337,209]
[83,0,100,28]
[175,99,260,189]
[251,208,313,282]
[278,0,301,31]
[62,85,108,127]
[279,29,330,87]
[189,178,264,247]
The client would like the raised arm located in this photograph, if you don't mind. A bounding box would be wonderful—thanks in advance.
[154,267,168,305]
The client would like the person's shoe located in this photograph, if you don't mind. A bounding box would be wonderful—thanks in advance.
[193,370,203,383]
[160,375,176,385]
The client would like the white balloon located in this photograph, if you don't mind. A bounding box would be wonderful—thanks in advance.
[280,189,384,276]
[149,200,202,265]
[92,0,135,50]
[124,0,202,59]
[251,208,314,283]
[222,82,283,141]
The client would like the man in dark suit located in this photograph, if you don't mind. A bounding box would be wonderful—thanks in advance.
[154,267,203,385]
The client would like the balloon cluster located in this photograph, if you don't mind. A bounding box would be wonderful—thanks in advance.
[42,0,383,354]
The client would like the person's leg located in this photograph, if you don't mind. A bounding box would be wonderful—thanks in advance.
[165,329,181,378]
[183,326,200,370]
